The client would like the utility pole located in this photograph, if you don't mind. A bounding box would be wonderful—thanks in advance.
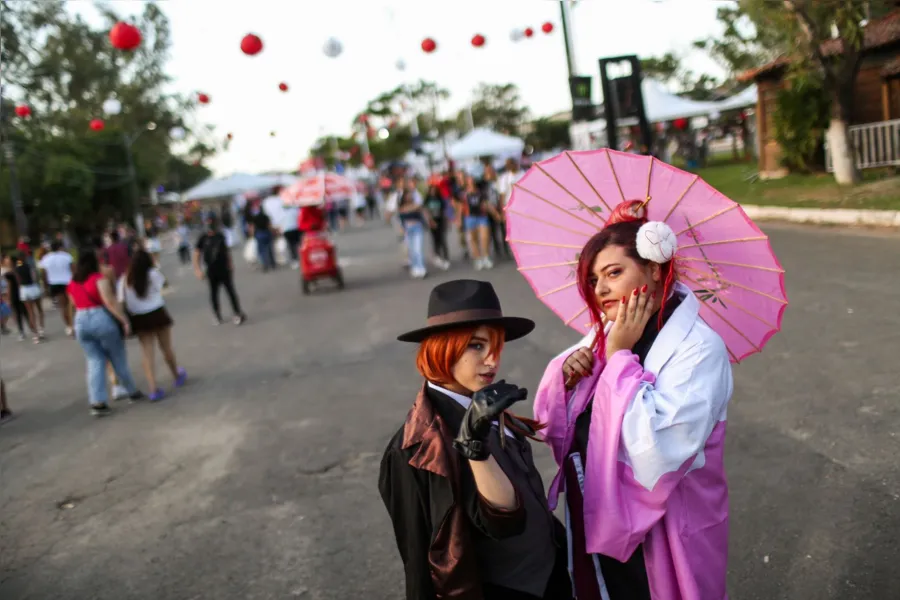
[559,0,578,77]
[0,89,29,237]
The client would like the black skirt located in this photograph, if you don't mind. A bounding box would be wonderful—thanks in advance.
[129,306,173,334]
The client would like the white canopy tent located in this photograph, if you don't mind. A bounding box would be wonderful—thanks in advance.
[448,128,525,161]
[641,79,722,123]
[184,173,297,202]
[713,84,758,113]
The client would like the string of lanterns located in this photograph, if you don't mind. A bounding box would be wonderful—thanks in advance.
[12,17,560,163]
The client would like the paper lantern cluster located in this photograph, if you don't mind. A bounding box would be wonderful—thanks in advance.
[425,22,553,52]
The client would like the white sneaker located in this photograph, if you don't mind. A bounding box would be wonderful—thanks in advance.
[439,258,451,271]
[65,326,74,337]
[291,262,299,270]
[483,258,494,270]
[474,258,484,271]
[112,385,130,401]
[411,267,427,279]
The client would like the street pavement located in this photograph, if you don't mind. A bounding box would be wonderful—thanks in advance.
[1,221,899,599]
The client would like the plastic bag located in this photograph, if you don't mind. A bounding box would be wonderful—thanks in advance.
[243,238,258,264]
[274,236,289,266]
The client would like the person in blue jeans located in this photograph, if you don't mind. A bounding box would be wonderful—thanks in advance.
[250,207,276,272]
[67,250,144,416]
[397,190,429,279]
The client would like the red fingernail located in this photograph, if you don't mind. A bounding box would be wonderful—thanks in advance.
[621,296,626,303]
[651,292,657,299]
[633,288,639,296]
[641,284,648,293]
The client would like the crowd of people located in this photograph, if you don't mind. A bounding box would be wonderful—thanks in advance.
[0,219,219,419]
[383,158,524,279]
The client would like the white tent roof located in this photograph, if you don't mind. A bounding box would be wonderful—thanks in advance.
[184,173,297,201]
[448,128,525,160]
[713,85,758,113]
[642,79,721,123]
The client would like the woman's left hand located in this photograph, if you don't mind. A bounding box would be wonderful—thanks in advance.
[605,285,655,360]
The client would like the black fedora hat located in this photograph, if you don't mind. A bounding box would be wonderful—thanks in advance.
[397,279,535,343]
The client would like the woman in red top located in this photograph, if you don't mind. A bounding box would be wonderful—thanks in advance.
[67,249,144,416]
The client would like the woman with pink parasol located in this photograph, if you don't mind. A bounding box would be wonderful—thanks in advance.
[507,149,787,599]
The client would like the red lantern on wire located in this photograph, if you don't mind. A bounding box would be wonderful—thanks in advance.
[673,118,689,131]
[15,105,31,118]
[240,34,263,56]
[524,27,534,38]
[109,22,141,51]
[278,82,288,92]
[226,133,233,141]
[89,119,105,131]
[197,93,210,104]
[421,38,437,53]
[541,22,554,34]
[471,34,485,48]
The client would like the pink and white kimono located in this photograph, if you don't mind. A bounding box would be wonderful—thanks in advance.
[534,283,734,599]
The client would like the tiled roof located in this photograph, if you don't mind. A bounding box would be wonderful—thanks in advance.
[739,9,900,82]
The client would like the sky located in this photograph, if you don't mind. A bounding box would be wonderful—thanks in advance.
[75,0,732,178]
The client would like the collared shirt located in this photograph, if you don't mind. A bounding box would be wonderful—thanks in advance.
[427,381,514,438]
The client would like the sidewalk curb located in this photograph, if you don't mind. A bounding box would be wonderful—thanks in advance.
[741,205,900,228]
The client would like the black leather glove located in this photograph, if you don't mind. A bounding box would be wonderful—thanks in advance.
[453,380,528,461]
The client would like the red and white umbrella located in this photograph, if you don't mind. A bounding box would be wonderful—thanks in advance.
[280,172,356,207]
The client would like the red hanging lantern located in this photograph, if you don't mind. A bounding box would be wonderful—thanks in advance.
[278,82,288,92]
[240,33,263,56]
[89,119,105,131]
[357,114,368,124]
[197,93,210,104]
[109,22,141,51]
[14,105,31,118]
[524,27,534,38]
[421,38,437,53]
[226,133,233,140]
[673,118,689,131]
[541,22,554,34]
[471,34,485,48]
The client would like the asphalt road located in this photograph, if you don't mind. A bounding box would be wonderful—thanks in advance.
[1,221,898,599]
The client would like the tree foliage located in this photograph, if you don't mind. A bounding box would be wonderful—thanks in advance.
[0,0,214,235]
[773,73,831,170]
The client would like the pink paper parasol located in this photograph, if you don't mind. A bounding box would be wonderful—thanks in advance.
[506,149,787,363]
[281,173,356,207]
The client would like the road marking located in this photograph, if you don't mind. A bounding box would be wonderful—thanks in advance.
[4,358,50,392]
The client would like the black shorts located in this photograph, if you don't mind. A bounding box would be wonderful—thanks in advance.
[129,306,174,334]
[49,284,68,297]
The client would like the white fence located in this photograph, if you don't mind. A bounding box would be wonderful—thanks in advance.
[826,119,900,171]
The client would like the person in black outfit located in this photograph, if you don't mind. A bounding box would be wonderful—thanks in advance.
[423,183,450,269]
[380,280,574,600]
[193,215,247,326]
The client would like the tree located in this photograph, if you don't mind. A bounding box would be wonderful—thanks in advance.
[462,83,530,134]
[693,4,787,81]
[640,52,722,100]
[525,118,571,152]
[0,0,216,235]
[740,0,871,184]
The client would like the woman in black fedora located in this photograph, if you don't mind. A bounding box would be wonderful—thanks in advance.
[379,279,573,600]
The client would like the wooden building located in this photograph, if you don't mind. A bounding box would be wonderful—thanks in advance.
[739,8,900,177]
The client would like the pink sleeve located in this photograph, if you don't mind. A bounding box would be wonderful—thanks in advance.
[581,346,731,560]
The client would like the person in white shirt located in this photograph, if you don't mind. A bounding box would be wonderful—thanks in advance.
[118,248,187,402]
[38,241,74,336]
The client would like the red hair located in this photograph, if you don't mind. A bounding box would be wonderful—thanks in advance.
[416,325,505,385]
[576,200,677,352]
[416,326,545,436]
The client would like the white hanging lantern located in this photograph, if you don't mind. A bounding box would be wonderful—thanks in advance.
[169,126,186,141]
[395,58,406,71]
[323,37,343,58]
[102,97,122,115]
[510,28,524,42]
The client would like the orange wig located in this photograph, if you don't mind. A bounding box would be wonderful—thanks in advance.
[416,325,505,385]
[415,325,545,435]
